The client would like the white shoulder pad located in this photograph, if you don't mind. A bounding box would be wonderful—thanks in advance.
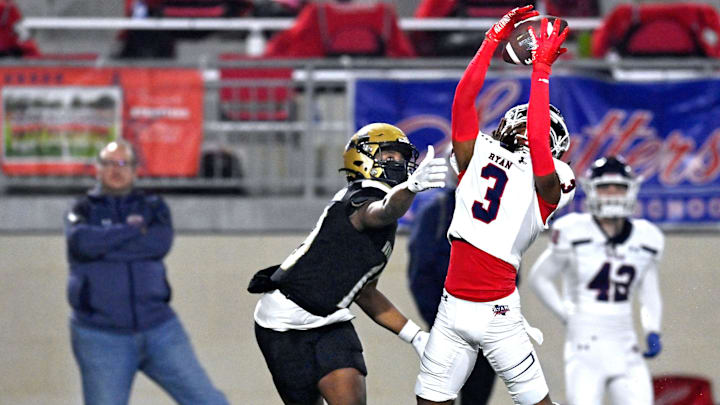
[552,211,583,232]
[478,131,493,141]
[473,131,495,152]
[549,212,589,252]
[554,159,576,210]
[332,187,349,202]
[633,218,666,256]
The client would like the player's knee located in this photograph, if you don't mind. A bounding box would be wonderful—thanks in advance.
[415,359,463,403]
[414,377,457,403]
[497,352,549,405]
[318,368,366,405]
[511,387,551,405]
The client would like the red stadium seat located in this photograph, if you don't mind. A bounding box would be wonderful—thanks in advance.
[263,2,415,58]
[0,0,40,57]
[414,0,534,19]
[118,0,254,58]
[455,0,535,18]
[218,54,294,121]
[543,0,599,17]
[124,0,252,18]
[592,3,720,58]
[653,375,715,405]
[412,0,534,56]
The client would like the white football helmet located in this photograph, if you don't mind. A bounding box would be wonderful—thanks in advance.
[582,156,641,218]
[492,103,570,159]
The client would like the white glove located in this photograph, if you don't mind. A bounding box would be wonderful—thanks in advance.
[407,145,448,193]
[398,320,429,358]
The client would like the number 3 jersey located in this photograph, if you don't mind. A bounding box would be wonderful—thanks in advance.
[446,133,576,301]
[549,212,664,334]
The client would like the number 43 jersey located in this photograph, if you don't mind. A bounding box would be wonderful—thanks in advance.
[550,212,664,329]
[448,133,576,270]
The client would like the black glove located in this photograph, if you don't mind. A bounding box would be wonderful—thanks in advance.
[247,265,281,293]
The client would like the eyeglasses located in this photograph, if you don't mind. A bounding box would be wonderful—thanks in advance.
[98,159,136,168]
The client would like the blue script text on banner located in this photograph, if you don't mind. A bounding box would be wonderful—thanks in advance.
[355,75,720,228]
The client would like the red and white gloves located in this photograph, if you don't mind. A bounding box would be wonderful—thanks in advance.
[485,5,539,44]
[529,18,570,74]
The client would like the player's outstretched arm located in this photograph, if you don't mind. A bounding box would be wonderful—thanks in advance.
[355,280,429,358]
[528,248,570,323]
[452,5,538,172]
[351,146,447,230]
[527,18,569,205]
[639,259,663,358]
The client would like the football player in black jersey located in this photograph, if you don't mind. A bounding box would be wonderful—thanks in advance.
[249,123,448,405]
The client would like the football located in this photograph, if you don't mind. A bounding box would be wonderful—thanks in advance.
[502,16,568,66]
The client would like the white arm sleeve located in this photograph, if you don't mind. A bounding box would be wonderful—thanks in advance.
[639,261,662,334]
[529,247,570,323]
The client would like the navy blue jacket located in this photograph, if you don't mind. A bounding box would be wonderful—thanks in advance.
[65,187,175,332]
[407,189,455,326]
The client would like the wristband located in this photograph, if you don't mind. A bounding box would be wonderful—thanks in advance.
[406,180,421,194]
[398,319,421,343]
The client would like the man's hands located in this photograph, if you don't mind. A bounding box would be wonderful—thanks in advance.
[643,332,662,358]
[529,18,569,72]
[126,214,147,234]
[486,5,539,43]
[407,145,448,193]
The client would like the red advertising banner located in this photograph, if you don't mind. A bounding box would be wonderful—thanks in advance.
[0,67,203,177]
[120,68,203,177]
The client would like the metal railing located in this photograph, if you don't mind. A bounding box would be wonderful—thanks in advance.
[20,16,603,57]
[20,16,603,31]
[0,58,355,197]
[2,57,720,198]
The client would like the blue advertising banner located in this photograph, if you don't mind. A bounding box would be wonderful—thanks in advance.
[355,75,720,229]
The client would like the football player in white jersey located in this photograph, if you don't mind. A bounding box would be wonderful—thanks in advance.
[415,7,576,405]
[529,156,664,405]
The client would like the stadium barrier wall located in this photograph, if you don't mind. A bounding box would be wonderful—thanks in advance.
[1,232,718,405]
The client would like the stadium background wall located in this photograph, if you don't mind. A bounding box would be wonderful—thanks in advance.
[1,232,717,404]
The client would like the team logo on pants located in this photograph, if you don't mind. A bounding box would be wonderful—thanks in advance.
[493,305,510,316]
